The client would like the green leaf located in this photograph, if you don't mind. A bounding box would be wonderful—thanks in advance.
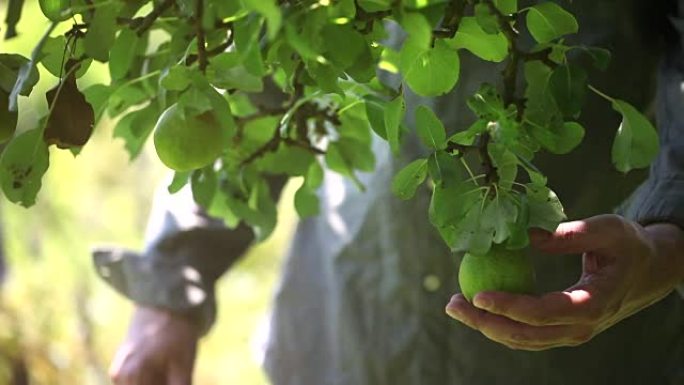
[526,2,578,44]
[234,16,267,77]
[241,0,282,39]
[548,64,587,118]
[429,180,481,227]
[523,60,564,136]
[161,66,194,91]
[365,97,387,140]
[448,119,487,146]
[208,186,241,229]
[474,3,500,34]
[113,103,159,160]
[83,84,112,123]
[506,193,530,249]
[449,17,508,62]
[391,158,428,200]
[581,46,611,71]
[529,121,585,155]
[257,145,316,176]
[168,171,191,194]
[305,161,324,189]
[84,2,121,62]
[322,24,366,69]
[415,105,446,150]
[400,39,460,96]
[334,138,375,172]
[611,100,659,173]
[527,184,566,232]
[177,85,213,115]
[488,143,518,190]
[467,83,504,120]
[294,183,320,218]
[8,24,55,111]
[450,199,495,254]
[0,53,38,96]
[494,0,517,15]
[0,128,50,207]
[427,151,461,185]
[306,60,343,94]
[109,28,143,81]
[384,93,406,155]
[325,138,375,189]
[39,36,92,79]
[207,52,263,92]
[482,196,518,243]
[399,12,433,50]
[191,167,218,208]
[107,83,150,116]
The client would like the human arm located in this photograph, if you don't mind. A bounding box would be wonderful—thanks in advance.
[95,175,286,384]
[445,215,684,350]
[445,11,684,349]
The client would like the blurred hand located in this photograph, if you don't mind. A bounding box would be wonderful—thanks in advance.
[110,306,199,385]
[446,214,684,351]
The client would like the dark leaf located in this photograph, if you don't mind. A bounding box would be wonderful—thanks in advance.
[3,0,24,39]
[0,89,18,143]
[548,64,587,118]
[84,1,121,62]
[44,60,95,149]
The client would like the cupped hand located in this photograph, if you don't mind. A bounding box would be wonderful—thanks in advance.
[110,306,199,385]
[445,214,684,351]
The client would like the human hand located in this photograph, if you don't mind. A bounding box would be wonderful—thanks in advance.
[110,306,199,385]
[445,214,684,351]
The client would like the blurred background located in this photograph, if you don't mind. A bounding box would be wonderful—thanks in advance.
[0,1,294,383]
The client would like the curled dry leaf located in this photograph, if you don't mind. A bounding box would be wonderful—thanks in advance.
[44,60,95,149]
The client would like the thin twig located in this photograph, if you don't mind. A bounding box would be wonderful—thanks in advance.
[136,0,173,36]
[195,0,208,73]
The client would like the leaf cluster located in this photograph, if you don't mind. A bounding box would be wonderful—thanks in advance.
[0,0,659,251]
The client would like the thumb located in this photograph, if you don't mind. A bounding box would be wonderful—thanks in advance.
[530,215,623,255]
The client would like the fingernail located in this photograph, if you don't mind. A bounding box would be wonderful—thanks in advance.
[445,296,463,318]
[473,295,492,310]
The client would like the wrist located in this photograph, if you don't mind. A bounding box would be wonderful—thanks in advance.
[643,223,684,286]
[134,305,202,338]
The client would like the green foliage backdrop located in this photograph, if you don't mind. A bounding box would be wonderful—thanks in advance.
[0,0,658,259]
[0,3,290,383]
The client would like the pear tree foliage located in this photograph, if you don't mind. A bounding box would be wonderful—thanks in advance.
[0,0,658,252]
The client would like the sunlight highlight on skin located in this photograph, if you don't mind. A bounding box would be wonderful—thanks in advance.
[563,289,592,304]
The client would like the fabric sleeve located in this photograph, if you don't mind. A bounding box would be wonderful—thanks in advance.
[623,19,684,296]
[92,183,255,335]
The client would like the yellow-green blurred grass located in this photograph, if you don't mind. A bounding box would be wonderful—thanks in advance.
[0,1,292,383]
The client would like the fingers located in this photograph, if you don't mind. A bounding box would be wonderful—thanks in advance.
[470,288,598,326]
[446,294,593,350]
[530,215,627,255]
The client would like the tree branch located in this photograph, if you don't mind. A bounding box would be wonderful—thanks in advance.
[136,0,173,36]
[195,0,208,73]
